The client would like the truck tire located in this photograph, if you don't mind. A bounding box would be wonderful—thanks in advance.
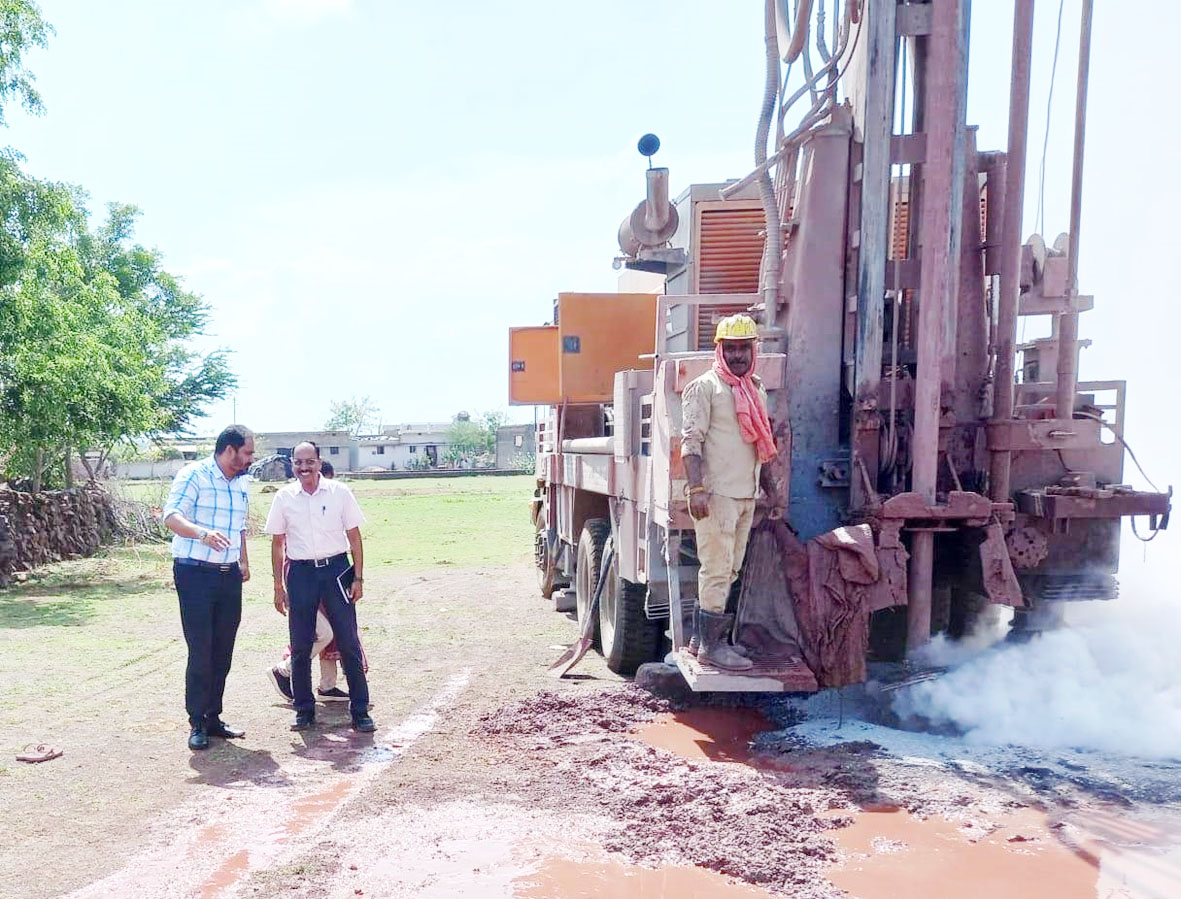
[575,519,610,650]
[535,526,558,598]
[600,558,664,676]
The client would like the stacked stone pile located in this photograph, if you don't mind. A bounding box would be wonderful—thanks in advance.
[0,486,124,586]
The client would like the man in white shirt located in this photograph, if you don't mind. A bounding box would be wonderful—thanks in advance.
[264,442,374,732]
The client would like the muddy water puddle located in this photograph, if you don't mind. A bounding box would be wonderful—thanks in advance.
[199,849,249,899]
[826,805,1098,899]
[630,707,774,765]
[630,706,1165,898]
[514,856,777,898]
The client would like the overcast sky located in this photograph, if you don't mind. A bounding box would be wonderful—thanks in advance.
[4,1,1177,496]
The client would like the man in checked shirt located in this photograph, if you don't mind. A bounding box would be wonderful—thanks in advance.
[163,425,256,750]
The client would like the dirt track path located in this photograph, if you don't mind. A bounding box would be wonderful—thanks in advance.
[2,561,582,899]
[5,559,1181,898]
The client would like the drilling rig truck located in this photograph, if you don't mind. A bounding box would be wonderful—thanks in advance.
[508,0,1170,691]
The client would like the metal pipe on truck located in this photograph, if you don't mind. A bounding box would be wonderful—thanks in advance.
[989,0,1036,502]
[1054,0,1094,421]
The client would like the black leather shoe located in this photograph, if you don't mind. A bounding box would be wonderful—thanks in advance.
[188,725,209,751]
[291,711,315,731]
[206,719,245,739]
[351,713,377,733]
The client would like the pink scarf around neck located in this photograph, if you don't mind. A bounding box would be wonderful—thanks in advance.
[712,342,777,464]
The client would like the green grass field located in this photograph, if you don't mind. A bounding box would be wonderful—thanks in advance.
[111,474,536,569]
[0,477,536,652]
[339,477,534,568]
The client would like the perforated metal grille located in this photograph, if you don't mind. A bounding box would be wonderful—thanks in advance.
[695,206,765,349]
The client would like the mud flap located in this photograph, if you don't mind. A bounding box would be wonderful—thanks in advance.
[980,521,1025,607]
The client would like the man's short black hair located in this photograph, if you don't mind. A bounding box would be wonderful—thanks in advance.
[320,460,335,478]
[294,440,320,458]
[215,425,252,456]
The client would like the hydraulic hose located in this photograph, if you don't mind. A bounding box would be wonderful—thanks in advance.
[757,0,784,313]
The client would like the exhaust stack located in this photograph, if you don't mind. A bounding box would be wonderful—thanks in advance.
[617,133,680,260]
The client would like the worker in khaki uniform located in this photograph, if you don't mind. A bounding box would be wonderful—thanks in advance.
[681,314,779,671]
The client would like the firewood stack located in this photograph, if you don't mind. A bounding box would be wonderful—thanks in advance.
[0,486,118,586]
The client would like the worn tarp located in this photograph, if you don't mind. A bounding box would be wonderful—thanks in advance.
[734,521,805,661]
[736,520,908,688]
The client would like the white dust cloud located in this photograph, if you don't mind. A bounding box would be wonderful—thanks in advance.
[892,550,1181,759]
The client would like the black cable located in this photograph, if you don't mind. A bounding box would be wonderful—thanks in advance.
[1070,412,1166,542]
[1074,411,1161,494]
[1130,517,1162,543]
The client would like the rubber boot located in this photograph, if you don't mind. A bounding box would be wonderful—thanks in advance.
[688,629,749,657]
[688,579,750,657]
[697,609,753,671]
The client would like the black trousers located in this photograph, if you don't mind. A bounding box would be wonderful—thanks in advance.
[174,562,242,728]
[287,557,369,717]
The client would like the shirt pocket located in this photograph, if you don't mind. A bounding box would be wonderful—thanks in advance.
[230,488,249,533]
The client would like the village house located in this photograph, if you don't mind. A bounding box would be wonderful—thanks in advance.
[495,423,537,470]
[111,422,517,478]
[356,423,451,470]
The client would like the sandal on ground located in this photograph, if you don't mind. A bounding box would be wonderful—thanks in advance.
[16,743,63,763]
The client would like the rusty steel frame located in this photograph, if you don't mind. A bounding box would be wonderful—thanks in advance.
[989,0,1036,502]
[851,0,897,511]
[906,0,969,654]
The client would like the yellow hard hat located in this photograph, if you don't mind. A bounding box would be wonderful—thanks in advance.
[713,313,759,343]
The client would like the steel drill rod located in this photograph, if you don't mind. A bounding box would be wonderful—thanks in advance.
[1054,0,1093,419]
[988,0,1036,501]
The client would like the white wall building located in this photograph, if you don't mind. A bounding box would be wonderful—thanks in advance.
[356,436,400,470]
[354,423,452,470]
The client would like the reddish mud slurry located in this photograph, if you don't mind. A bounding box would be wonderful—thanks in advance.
[477,689,844,898]
[288,777,357,830]
[199,849,249,899]
[825,805,1099,899]
[192,771,361,897]
[630,707,774,765]
[515,856,781,898]
[628,701,1117,898]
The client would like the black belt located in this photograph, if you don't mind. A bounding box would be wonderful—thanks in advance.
[174,558,240,573]
[289,552,348,569]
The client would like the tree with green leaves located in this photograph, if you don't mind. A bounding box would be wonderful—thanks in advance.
[77,203,235,438]
[0,223,158,488]
[0,204,236,488]
[325,396,381,437]
[0,1,51,126]
[0,3,236,488]
[443,410,506,467]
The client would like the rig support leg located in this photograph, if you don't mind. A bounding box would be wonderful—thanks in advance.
[907,531,934,655]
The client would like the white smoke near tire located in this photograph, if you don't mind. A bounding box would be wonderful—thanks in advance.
[892,535,1181,759]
